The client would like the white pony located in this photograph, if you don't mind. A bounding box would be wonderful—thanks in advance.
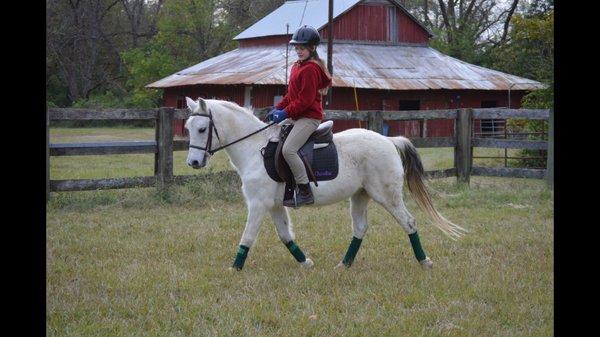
[184,97,465,270]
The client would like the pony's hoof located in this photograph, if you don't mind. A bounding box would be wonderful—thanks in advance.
[228,266,242,272]
[301,258,314,269]
[334,261,348,270]
[419,257,433,269]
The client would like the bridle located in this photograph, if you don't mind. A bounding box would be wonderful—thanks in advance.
[188,109,276,156]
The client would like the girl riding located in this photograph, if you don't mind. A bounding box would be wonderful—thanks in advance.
[268,25,332,207]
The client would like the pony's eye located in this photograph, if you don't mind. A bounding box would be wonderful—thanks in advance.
[199,127,207,133]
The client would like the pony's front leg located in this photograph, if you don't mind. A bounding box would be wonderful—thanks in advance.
[231,203,267,270]
[270,206,314,269]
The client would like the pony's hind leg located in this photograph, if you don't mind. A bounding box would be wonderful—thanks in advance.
[270,206,313,268]
[368,183,433,269]
[336,189,370,268]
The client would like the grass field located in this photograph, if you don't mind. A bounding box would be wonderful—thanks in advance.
[47,128,553,336]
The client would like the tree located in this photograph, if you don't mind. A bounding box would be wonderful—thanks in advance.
[47,0,125,102]
[120,0,286,107]
[492,9,553,99]
[120,0,238,107]
[220,0,284,32]
[46,0,163,106]
[397,0,520,63]
[493,5,553,167]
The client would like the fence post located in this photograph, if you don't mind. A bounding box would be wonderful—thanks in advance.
[546,108,554,188]
[46,103,50,203]
[156,107,174,192]
[368,110,384,134]
[455,108,473,184]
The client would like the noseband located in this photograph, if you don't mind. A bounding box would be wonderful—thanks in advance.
[188,109,276,156]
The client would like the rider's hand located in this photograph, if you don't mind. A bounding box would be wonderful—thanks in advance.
[266,108,278,122]
[272,109,288,123]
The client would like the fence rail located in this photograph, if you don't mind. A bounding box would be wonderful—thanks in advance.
[47,107,553,199]
[472,138,548,150]
[49,141,157,156]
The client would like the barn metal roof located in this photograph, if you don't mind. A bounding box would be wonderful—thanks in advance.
[234,0,433,40]
[146,43,544,91]
[234,0,361,40]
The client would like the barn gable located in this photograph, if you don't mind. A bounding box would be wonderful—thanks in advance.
[235,0,432,47]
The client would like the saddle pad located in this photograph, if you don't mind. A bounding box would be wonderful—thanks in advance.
[262,141,339,182]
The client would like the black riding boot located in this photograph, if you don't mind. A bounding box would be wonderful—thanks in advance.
[295,183,314,206]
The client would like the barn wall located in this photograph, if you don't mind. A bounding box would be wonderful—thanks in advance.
[238,35,290,48]
[165,85,525,137]
[397,7,430,43]
[320,5,390,42]
[238,2,430,47]
[319,3,430,44]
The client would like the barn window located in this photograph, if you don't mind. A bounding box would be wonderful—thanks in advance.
[383,100,421,137]
[388,6,398,43]
[244,86,253,108]
[399,100,420,110]
[480,100,505,136]
[176,96,185,109]
[175,97,187,137]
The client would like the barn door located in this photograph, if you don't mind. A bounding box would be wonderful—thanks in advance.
[244,86,253,108]
[174,96,187,137]
[383,99,421,137]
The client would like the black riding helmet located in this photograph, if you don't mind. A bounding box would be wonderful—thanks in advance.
[289,25,321,45]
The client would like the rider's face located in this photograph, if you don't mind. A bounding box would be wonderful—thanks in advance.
[294,45,311,60]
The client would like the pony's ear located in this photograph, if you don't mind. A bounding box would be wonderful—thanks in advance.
[186,97,199,112]
[197,97,207,113]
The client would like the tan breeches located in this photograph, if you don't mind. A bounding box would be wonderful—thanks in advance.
[282,118,321,184]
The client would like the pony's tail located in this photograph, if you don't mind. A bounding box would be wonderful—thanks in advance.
[388,136,467,240]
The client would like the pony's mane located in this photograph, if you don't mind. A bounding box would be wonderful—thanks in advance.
[186,98,270,133]
[210,99,258,119]
[208,99,279,138]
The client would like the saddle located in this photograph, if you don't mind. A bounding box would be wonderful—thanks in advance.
[261,120,339,204]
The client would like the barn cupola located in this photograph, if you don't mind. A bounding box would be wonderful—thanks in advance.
[234,0,433,48]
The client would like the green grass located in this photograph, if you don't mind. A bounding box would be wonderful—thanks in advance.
[47,127,553,336]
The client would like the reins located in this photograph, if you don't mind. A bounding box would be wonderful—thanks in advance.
[188,109,276,155]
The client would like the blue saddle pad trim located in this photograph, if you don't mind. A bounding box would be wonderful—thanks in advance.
[262,141,339,182]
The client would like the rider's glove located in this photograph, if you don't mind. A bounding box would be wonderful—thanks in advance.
[266,108,277,121]
[271,109,288,123]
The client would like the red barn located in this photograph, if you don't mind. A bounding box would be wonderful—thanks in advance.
[147,0,544,137]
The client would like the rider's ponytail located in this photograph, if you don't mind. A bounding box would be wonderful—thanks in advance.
[308,47,332,95]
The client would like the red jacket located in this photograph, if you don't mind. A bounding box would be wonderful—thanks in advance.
[276,60,332,120]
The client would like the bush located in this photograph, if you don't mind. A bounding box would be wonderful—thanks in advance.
[507,86,552,168]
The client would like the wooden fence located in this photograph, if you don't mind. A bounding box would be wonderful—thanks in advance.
[46,107,553,201]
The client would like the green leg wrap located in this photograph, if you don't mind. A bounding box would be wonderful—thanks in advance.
[232,245,250,270]
[342,236,363,267]
[408,232,427,262]
[285,241,306,263]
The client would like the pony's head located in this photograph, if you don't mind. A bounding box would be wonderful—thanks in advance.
[185,97,219,169]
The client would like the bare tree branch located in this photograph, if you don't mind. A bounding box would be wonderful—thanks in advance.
[423,0,433,27]
[500,0,519,43]
[461,0,478,25]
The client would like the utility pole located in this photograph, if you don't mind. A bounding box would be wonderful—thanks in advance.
[326,0,333,108]
[285,23,290,94]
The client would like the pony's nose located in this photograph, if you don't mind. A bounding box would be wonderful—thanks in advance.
[190,160,200,167]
